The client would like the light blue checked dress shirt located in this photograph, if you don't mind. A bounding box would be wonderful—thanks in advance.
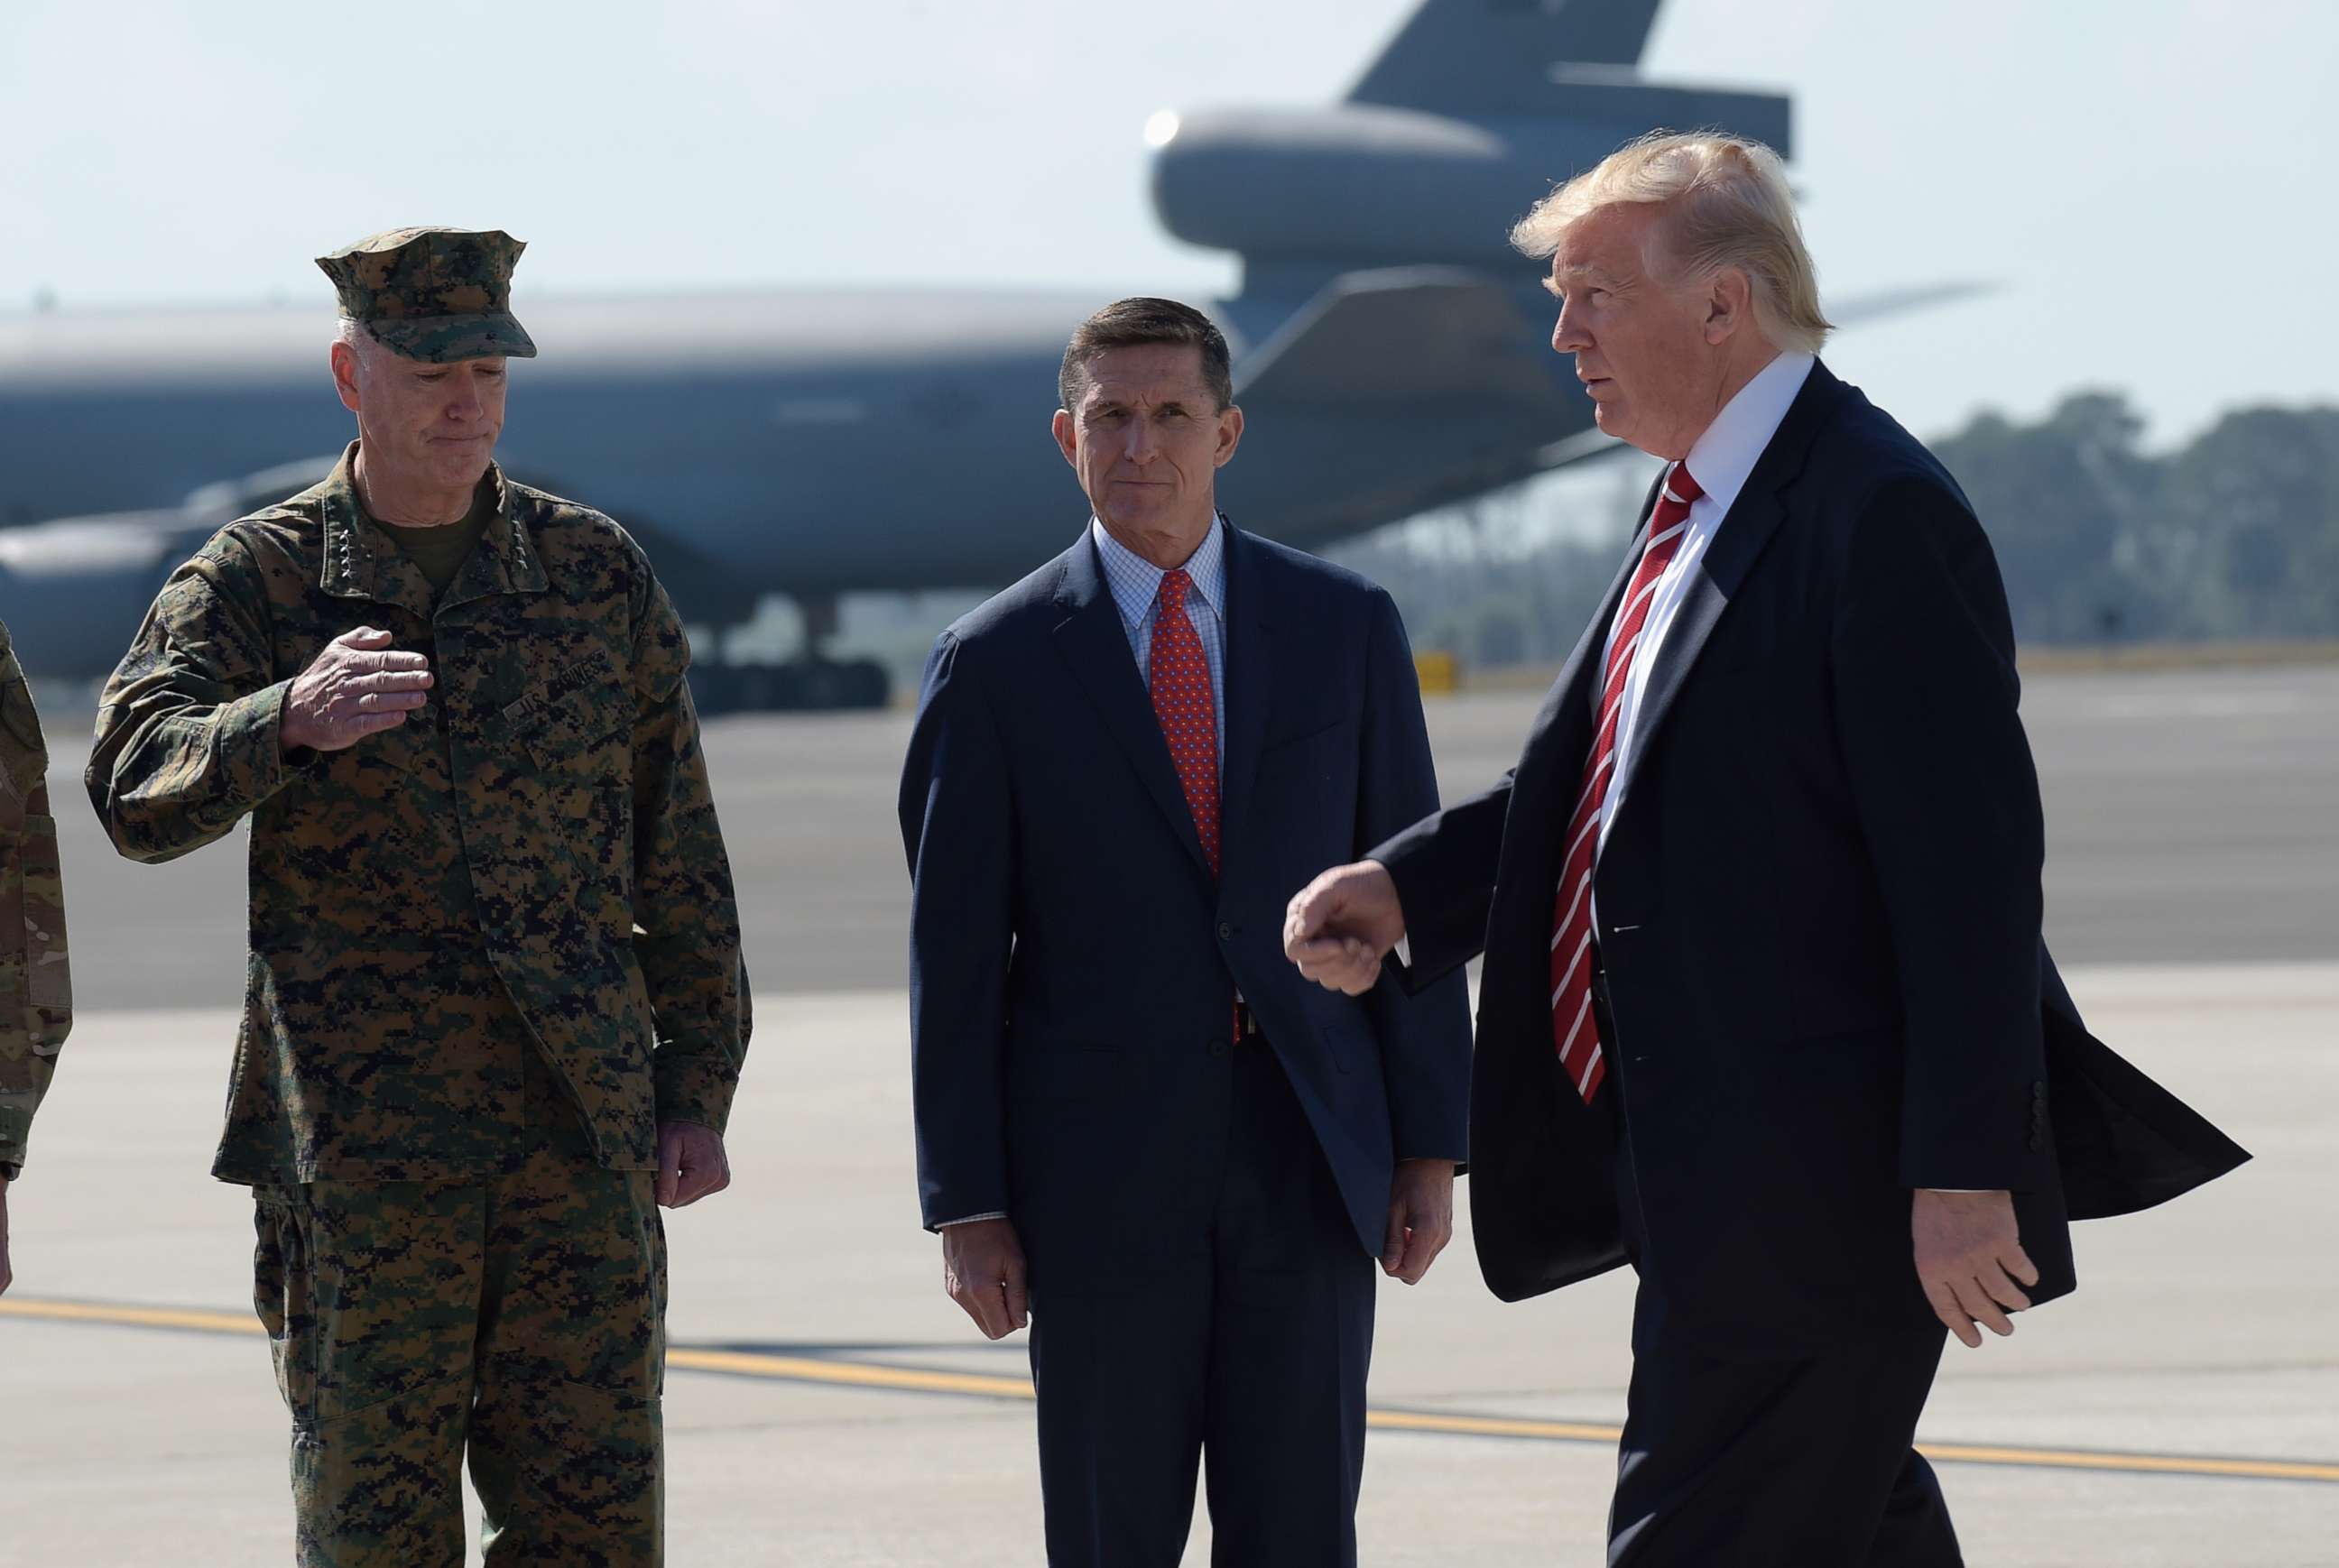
[1088,514,1229,767]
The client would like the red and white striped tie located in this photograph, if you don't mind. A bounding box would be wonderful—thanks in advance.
[1549,461,1703,1104]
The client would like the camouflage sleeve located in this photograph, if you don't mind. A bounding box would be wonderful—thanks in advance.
[1,625,71,1177]
[84,539,310,865]
[626,563,750,1134]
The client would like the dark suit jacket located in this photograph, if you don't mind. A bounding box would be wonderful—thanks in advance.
[900,521,1473,1274]
[1377,363,2246,1352]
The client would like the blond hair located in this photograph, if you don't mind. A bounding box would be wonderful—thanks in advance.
[1512,131,1831,355]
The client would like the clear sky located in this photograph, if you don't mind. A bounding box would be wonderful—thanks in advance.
[1,0,2329,447]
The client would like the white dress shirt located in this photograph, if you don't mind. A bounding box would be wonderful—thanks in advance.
[1595,351,1815,853]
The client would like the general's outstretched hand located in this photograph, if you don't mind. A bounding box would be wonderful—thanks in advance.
[281,626,434,753]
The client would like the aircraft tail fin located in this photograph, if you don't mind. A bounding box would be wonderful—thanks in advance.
[1347,0,1663,115]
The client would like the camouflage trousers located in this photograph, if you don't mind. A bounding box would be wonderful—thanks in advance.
[249,1048,666,1566]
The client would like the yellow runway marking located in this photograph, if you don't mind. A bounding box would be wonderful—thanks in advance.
[4,1297,253,1336]
[671,1346,1036,1400]
[9,1296,2336,1486]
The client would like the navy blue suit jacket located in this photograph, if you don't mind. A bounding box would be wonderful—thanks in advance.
[900,521,1472,1268]
[1376,364,2245,1351]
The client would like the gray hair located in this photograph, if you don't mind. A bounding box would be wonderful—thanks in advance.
[1512,131,1832,355]
[333,316,382,360]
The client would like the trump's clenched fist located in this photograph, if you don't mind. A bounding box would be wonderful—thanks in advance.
[281,626,434,753]
[1283,859,1406,995]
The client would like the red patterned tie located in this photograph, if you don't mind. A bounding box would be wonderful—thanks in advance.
[1150,568,1222,876]
[1550,461,1703,1103]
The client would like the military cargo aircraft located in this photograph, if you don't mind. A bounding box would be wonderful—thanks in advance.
[0,0,1820,707]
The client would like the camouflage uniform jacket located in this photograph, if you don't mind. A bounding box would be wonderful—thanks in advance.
[1,618,72,1177]
[86,445,749,1185]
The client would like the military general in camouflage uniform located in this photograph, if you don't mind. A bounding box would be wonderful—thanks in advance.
[1,617,74,1296]
[86,227,749,1565]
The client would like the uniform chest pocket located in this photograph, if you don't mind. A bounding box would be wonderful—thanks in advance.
[512,683,633,778]
[497,646,632,774]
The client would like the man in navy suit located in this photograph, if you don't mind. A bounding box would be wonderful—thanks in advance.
[1285,136,2244,1565]
[899,297,1473,1565]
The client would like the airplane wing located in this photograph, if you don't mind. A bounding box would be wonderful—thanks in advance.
[1233,267,1565,412]
[0,511,218,678]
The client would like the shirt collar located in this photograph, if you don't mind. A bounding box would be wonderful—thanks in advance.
[1089,514,1228,628]
[1680,349,1816,521]
[319,439,549,612]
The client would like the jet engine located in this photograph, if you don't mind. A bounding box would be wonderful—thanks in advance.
[1150,81,1791,286]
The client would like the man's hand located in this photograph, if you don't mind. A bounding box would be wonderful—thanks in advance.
[1284,860,1406,995]
[655,1121,731,1208]
[1913,1188,2038,1348]
[0,1176,13,1297]
[1382,1159,1456,1285]
[282,627,433,753]
[942,1218,1029,1340]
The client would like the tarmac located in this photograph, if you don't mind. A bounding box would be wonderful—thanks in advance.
[38,663,2339,1013]
[5,662,2337,1564]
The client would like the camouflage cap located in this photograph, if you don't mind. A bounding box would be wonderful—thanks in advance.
[316,226,537,363]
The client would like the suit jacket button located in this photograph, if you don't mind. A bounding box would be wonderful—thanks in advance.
[1217,922,1235,941]
[1208,1038,1229,1058]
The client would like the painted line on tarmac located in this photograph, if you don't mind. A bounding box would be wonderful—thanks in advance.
[9,1296,2337,1487]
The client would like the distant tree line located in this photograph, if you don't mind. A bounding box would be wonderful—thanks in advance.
[1328,394,2339,669]
[1932,394,2339,645]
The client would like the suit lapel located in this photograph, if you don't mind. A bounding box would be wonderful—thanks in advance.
[1217,524,1273,877]
[1050,530,1216,882]
[1606,364,1848,831]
